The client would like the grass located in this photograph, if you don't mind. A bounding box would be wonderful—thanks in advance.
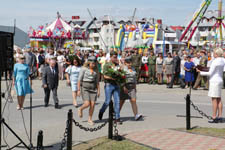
[72,137,152,150]
[175,127,225,138]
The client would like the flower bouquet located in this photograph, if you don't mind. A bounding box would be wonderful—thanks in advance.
[105,66,127,84]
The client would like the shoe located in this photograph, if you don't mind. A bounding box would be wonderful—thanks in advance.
[114,119,123,125]
[167,86,173,89]
[17,106,21,110]
[208,118,219,123]
[55,104,61,109]
[192,88,197,90]
[44,103,48,107]
[21,107,24,110]
[78,108,83,118]
[217,117,223,123]
[88,120,95,126]
[73,102,78,108]
[135,114,143,121]
[98,112,103,120]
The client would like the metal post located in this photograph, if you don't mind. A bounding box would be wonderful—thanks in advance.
[36,130,43,150]
[108,101,113,139]
[67,109,73,150]
[186,94,191,130]
[0,71,2,150]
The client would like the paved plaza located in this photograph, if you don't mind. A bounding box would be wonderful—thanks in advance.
[1,79,225,149]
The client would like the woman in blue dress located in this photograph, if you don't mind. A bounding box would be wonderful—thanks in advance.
[184,55,195,87]
[13,55,33,110]
[65,56,81,107]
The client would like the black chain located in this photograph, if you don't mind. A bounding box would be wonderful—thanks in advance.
[72,119,107,132]
[60,120,69,150]
[113,121,119,137]
[190,100,213,120]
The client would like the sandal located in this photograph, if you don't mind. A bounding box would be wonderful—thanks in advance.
[17,106,21,110]
[88,120,95,126]
[73,103,78,108]
[78,108,83,118]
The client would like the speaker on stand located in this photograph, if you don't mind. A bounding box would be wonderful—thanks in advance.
[0,31,30,149]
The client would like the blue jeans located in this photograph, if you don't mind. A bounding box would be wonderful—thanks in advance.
[99,83,120,119]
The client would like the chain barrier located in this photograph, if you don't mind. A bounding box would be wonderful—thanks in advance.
[190,99,213,120]
[113,121,119,137]
[72,119,107,132]
[60,120,69,150]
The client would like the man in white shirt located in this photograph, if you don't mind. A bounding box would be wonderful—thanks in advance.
[45,49,55,64]
[192,52,201,66]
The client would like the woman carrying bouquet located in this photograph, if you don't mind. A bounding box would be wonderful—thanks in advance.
[77,56,100,125]
[98,51,123,124]
[120,56,143,121]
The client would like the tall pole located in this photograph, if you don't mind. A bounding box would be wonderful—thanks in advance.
[0,71,2,150]
[218,0,223,46]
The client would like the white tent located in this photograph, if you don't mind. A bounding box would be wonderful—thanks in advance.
[46,12,72,32]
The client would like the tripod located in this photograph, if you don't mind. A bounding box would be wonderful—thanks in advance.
[0,70,30,150]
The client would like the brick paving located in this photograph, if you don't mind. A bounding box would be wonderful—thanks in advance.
[125,129,225,150]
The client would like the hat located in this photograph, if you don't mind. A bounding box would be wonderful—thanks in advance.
[88,56,96,62]
[110,51,118,57]
[125,56,132,63]
[187,55,192,58]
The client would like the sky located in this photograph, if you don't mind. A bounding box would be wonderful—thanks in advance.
[0,0,219,32]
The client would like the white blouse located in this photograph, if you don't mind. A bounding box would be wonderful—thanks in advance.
[200,57,225,83]
[142,56,148,64]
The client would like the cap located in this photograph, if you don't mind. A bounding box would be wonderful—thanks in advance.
[187,55,192,58]
[88,56,96,62]
[125,56,132,63]
[110,51,118,57]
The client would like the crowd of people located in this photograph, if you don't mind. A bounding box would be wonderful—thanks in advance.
[13,46,225,124]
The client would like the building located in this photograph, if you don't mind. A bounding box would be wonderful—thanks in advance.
[67,15,184,53]
[87,15,118,51]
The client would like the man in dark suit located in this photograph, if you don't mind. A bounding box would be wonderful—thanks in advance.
[42,57,60,109]
[168,51,184,88]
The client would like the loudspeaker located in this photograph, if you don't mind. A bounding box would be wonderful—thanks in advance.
[0,31,14,72]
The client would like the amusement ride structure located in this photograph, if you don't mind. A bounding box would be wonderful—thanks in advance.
[179,0,225,48]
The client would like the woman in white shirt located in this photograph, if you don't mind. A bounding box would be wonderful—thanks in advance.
[197,48,225,123]
[141,52,149,81]
[156,53,164,84]
[57,51,66,80]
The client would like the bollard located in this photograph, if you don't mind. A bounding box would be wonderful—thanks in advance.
[186,94,191,130]
[37,130,43,150]
[108,100,113,139]
[67,109,73,150]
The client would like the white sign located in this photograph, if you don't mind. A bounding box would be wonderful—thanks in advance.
[164,33,176,38]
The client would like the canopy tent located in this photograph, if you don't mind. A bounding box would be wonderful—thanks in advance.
[46,12,72,33]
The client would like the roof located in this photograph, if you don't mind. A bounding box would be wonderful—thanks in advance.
[0,25,29,48]
[170,26,184,31]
